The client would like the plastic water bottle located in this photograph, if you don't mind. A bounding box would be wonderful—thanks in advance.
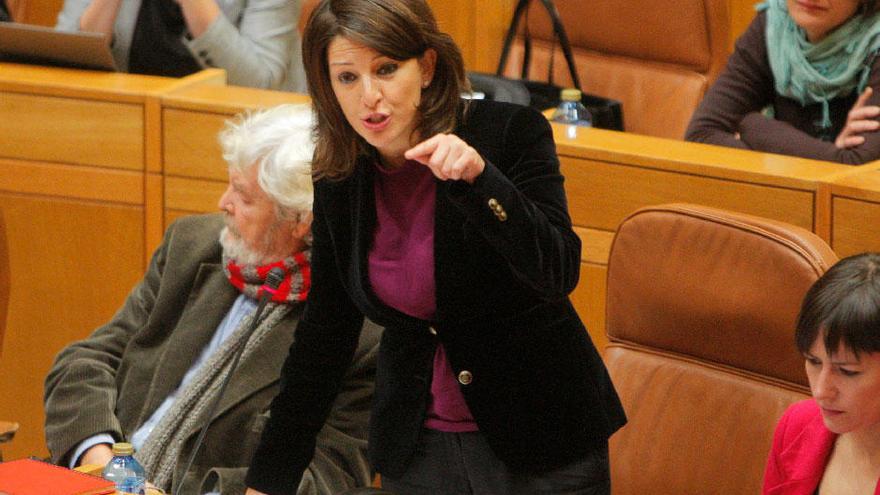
[101,442,146,495]
[551,88,592,138]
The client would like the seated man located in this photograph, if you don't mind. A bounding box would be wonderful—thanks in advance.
[43,104,380,495]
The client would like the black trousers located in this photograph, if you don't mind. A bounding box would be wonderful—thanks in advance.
[381,429,610,495]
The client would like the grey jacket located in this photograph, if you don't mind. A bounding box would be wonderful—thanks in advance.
[55,0,307,91]
[44,214,380,494]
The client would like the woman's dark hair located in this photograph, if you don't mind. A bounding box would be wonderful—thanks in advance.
[863,0,880,16]
[796,252,880,357]
[302,0,470,180]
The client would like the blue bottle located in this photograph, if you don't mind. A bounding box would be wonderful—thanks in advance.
[551,88,592,138]
[101,442,146,495]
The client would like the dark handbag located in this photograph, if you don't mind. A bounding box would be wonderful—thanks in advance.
[495,0,624,131]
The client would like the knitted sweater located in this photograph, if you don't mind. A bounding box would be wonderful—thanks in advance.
[685,12,880,164]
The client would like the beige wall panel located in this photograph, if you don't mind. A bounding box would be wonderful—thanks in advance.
[163,109,228,181]
[570,262,608,352]
[562,157,816,233]
[0,92,143,170]
[0,195,144,460]
[165,176,226,216]
[832,197,880,258]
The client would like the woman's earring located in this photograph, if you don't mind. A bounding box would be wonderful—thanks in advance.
[422,80,430,88]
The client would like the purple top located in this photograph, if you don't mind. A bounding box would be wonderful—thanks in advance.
[368,160,477,432]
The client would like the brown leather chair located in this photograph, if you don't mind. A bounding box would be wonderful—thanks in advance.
[0,207,18,460]
[604,204,837,495]
[299,0,319,34]
[501,0,730,139]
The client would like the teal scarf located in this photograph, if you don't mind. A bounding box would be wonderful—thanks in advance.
[759,0,880,133]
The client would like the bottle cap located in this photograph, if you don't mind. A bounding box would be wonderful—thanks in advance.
[560,88,582,102]
[111,442,134,456]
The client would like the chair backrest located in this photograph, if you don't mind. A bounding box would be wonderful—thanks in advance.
[501,0,730,139]
[604,203,837,495]
[299,0,319,34]
[0,206,8,357]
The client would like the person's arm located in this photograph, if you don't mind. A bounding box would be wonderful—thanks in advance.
[204,322,379,495]
[55,0,116,34]
[762,405,794,494]
[737,59,880,164]
[685,13,773,148]
[43,225,169,466]
[421,104,581,300]
[246,190,367,495]
[69,434,114,468]
[182,0,297,89]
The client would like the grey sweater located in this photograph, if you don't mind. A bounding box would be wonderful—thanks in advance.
[56,0,306,92]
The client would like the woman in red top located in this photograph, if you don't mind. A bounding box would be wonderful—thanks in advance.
[764,253,880,494]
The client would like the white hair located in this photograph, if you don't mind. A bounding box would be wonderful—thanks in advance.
[218,103,315,219]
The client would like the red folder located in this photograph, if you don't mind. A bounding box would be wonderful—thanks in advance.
[0,458,116,495]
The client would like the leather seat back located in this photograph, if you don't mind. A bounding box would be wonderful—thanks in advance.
[502,0,730,138]
[604,204,837,494]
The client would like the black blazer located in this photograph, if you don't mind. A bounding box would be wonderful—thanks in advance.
[247,100,626,494]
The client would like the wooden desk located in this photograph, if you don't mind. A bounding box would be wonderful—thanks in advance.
[552,124,858,349]
[0,64,223,460]
[827,163,880,257]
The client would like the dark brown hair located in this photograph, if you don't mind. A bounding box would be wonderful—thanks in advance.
[302,0,470,180]
[796,253,880,357]
[864,0,880,16]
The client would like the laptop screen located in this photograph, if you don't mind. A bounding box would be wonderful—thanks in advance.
[0,21,117,71]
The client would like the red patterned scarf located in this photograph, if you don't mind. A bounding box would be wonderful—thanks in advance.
[223,250,311,303]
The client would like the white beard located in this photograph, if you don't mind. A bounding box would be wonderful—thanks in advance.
[219,225,275,266]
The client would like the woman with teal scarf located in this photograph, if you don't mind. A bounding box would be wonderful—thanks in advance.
[686,0,880,164]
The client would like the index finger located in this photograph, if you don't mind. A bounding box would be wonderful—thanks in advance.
[404,134,443,162]
[855,86,874,109]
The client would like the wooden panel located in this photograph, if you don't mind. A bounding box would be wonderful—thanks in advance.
[570,263,608,352]
[163,109,228,181]
[562,157,817,233]
[832,197,880,258]
[0,195,144,460]
[729,0,758,52]
[575,226,615,265]
[0,159,143,204]
[162,84,309,114]
[145,173,164,266]
[165,176,226,214]
[0,92,143,170]
[427,0,476,69]
[18,0,63,26]
[0,63,179,102]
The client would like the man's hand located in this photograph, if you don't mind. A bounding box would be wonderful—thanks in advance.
[835,87,880,148]
[79,443,114,468]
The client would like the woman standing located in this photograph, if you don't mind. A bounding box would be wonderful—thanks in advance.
[245,0,625,494]
[686,0,880,164]
[764,253,880,494]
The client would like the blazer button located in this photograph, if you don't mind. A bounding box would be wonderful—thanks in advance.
[428,326,437,335]
[458,370,473,385]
